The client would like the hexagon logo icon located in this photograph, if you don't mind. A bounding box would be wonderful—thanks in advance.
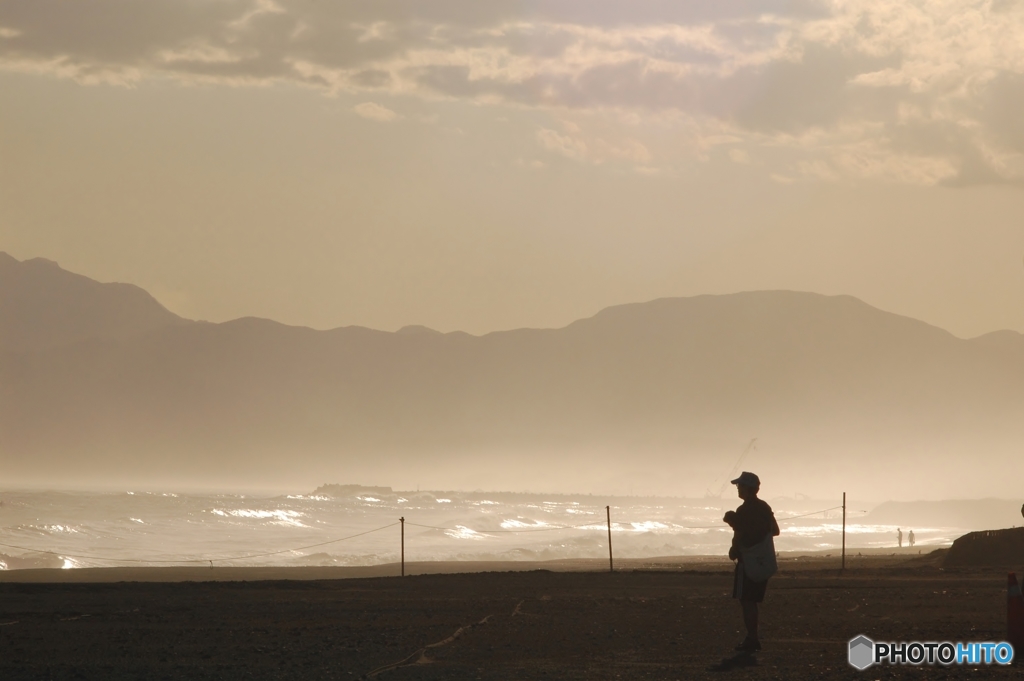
[848,635,875,670]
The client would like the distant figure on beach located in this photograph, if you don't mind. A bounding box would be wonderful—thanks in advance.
[722,471,780,653]
[897,528,903,548]
[908,530,915,548]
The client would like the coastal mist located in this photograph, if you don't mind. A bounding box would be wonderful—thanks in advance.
[0,485,975,570]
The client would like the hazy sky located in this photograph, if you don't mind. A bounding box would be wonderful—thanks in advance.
[2,0,1023,337]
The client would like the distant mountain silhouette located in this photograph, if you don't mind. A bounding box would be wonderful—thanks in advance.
[864,499,1022,530]
[0,252,187,353]
[1,253,1022,494]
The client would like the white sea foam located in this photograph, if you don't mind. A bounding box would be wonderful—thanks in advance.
[40,524,79,534]
[445,526,484,540]
[0,489,961,569]
[500,519,549,529]
[209,509,306,527]
[629,521,669,532]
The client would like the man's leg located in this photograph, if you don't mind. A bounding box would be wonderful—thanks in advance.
[741,601,759,642]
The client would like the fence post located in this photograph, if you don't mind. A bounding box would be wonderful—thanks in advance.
[606,505,613,573]
[841,493,846,571]
[400,516,405,577]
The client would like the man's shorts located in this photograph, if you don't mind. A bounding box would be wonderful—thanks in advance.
[733,562,768,603]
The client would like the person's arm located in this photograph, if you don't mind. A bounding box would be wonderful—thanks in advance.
[725,511,740,560]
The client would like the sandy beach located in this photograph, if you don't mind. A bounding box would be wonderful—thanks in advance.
[1,550,1019,680]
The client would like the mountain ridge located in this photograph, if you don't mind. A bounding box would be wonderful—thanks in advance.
[1,253,1021,497]
[0,252,188,354]
[6,250,1014,345]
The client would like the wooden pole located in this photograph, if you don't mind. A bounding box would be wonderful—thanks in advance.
[400,516,405,577]
[606,505,613,573]
[841,493,846,571]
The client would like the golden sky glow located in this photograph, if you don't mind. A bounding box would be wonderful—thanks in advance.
[1,0,1023,336]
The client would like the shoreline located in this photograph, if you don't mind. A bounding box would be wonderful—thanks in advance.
[0,547,947,583]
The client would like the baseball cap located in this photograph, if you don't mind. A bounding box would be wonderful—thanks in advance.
[730,471,760,488]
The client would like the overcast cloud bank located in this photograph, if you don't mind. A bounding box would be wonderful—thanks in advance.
[4,0,1024,183]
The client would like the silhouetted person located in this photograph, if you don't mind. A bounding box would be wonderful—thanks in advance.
[897,527,903,548]
[908,530,915,548]
[722,471,780,653]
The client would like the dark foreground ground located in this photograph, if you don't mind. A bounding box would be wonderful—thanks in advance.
[1,556,1022,680]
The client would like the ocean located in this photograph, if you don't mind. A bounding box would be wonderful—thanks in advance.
[0,487,957,570]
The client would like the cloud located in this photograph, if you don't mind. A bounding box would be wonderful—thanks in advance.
[537,127,586,160]
[3,0,1024,183]
[729,149,751,164]
[353,101,399,121]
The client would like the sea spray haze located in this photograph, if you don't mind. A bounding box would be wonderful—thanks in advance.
[2,253,1023,499]
[0,486,993,570]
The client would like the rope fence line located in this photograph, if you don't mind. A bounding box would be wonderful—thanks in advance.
[0,503,854,569]
[406,505,845,533]
[778,505,846,522]
[405,521,597,533]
